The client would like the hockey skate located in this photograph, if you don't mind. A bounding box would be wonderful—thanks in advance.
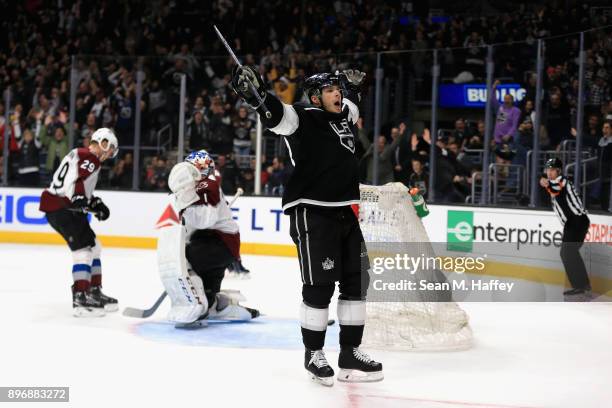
[90,285,119,312]
[337,347,383,383]
[305,349,334,386]
[206,292,259,321]
[72,287,105,317]
[226,260,251,279]
[563,288,593,302]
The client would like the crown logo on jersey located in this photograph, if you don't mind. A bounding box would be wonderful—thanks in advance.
[155,204,180,229]
[329,118,355,153]
[322,257,335,271]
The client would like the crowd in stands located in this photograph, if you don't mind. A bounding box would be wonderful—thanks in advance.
[0,0,610,208]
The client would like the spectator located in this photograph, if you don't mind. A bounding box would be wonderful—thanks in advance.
[588,75,608,108]
[216,154,240,195]
[514,99,535,166]
[409,157,429,198]
[144,156,169,191]
[16,129,41,186]
[491,80,521,146]
[463,121,485,150]
[582,114,602,150]
[451,118,471,145]
[360,128,406,185]
[40,124,69,173]
[232,106,255,157]
[598,121,612,210]
[80,113,97,144]
[390,123,412,185]
[421,129,471,203]
[544,92,571,149]
[208,100,233,155]
[271,58,298,104]
[187,111,211,151]
[265,157,288,196]
[110,152,133,189]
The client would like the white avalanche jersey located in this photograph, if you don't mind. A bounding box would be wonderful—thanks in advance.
[180,171,239,240]
[40,148,101,212]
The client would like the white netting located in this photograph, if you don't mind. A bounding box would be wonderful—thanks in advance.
[359,183,473,351]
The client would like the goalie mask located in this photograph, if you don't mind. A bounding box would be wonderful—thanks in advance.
[185,149,215,177]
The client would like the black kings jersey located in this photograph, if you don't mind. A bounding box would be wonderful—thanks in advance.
[265,94,361,212]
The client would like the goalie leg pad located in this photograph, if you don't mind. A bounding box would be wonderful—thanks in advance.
[158,224,208,323]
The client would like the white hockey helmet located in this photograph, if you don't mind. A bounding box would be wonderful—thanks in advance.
[168,162,201,211]
[91,127,119,159]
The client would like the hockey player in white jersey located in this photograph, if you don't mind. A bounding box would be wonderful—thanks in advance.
[39,127,119,317]
[159,149,258,327]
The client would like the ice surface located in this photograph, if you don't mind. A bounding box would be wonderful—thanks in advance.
[0,243,611,408]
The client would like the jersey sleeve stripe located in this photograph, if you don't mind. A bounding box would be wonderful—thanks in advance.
[283,137,296,166]
[269,103,299,135]
[343,98,359,124]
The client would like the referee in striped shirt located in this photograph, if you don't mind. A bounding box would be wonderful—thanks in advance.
[540,158,591,299]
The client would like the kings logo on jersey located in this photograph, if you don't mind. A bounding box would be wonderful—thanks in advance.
[329,118,355,153]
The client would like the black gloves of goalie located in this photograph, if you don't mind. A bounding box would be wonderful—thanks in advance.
[89,197,110,221]
[230,65,267,109]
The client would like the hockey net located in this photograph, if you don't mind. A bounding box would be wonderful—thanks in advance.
[359,183,473,351]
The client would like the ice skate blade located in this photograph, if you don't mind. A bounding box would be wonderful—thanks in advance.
[104,304,119,312]
[307,371,334,387]
[337,368,384,383]
[73,307,105,318]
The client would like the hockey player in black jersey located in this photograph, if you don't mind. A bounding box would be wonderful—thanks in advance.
[540,158,591,301]
[230,66,382,386]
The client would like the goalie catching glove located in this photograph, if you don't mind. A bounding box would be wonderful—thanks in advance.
[230,65,267,109]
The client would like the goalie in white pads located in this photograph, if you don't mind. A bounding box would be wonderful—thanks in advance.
[160,150,259,327]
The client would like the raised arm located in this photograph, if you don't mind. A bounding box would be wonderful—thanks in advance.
[339,69,366,125]
[230,65,298,135]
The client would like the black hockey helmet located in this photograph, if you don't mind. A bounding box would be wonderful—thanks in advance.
[544,157,563,170]
[303,72,340,103]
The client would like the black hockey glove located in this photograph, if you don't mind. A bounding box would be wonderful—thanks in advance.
[230,65,267,108]
[338,69,366,102]
[89,196,110,221]
[71,195,89,211]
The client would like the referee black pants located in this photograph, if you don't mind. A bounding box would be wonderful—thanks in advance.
[560,214,591,290]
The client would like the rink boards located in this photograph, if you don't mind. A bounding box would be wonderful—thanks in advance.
[0,186,611,294]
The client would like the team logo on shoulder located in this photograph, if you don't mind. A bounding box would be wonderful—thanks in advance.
[329,118,355,153]
[322,257,335,271]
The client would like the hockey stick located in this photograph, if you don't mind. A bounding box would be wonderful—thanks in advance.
[227,188,243,207]
[122,291,167,318]
[67,207,101,216]
[213,25,271,119]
